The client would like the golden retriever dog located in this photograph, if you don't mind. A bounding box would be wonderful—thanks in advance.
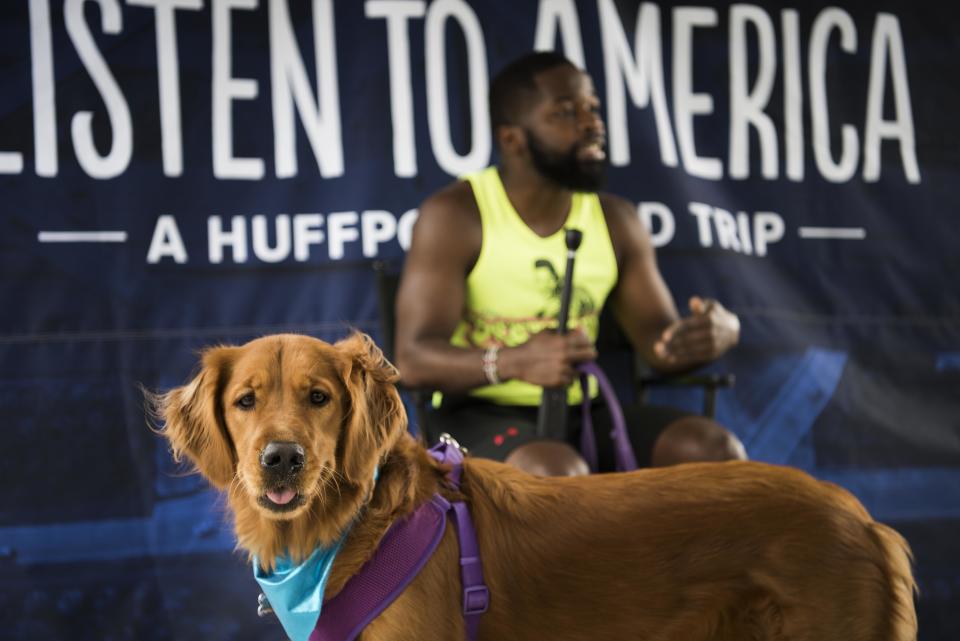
[152,332,916,641]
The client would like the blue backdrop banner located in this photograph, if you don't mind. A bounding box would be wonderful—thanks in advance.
[1,1,958,639]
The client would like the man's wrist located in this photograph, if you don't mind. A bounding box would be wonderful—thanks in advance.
[488,345,519,383]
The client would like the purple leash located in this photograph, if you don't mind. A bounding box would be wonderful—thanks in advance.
[577,361,638,473]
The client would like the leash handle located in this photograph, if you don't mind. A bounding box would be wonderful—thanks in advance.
[536,229,583,439]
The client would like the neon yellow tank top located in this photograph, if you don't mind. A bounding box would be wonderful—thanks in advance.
[451,166,618,406]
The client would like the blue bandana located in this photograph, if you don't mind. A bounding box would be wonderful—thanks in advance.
[253,469,377,641]
[253,533,350,641]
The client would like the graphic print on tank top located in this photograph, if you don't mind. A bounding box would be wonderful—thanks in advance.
[459,256,598,350]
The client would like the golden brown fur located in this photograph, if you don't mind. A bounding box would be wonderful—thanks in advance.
[152,332,917,640]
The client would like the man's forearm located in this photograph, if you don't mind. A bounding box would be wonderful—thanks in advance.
[397,330,595,391]
[396,339,504,392]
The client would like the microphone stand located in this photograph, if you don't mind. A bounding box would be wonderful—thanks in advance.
[536,228,583,439]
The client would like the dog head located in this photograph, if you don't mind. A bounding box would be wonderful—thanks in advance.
[153,332,406,530]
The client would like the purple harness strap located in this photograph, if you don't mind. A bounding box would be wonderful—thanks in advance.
[309,437,488,641]
[577,361,638,473]
[428,437,490,640]
[308,495,449,641]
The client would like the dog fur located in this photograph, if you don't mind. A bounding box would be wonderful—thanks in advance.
[152,332,917,641]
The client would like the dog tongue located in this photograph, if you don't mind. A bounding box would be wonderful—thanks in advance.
[267,488,296,505]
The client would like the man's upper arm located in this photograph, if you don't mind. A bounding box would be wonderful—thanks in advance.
[600,193,680,362]
[395,181,481,355]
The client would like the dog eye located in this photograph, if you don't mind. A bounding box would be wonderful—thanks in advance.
[236,393,256,410]
[310,389,328,406]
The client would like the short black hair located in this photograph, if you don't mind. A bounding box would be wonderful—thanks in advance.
[489,51,576,130]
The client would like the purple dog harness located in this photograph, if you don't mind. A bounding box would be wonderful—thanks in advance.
[258,362,631,640]
[259,435,488,641]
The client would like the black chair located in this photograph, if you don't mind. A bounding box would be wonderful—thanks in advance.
[372,259,734,436]
[373,260,433,434]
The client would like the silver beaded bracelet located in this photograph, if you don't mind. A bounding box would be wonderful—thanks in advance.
[482,345,501,385]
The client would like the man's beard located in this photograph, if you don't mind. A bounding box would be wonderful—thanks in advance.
[526,129,607,192]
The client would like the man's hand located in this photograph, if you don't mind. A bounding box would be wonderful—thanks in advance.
[500,328,597,387]
[652,297,740,368]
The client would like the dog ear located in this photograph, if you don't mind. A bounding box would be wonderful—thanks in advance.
[155,346,239,489]
[335,332,407,484]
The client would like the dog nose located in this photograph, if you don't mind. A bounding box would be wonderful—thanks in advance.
[260,441,305,475]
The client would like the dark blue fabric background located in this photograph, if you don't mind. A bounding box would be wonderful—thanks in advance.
[1,1,957,639]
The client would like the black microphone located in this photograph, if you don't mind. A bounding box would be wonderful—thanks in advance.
[536,228,583,439]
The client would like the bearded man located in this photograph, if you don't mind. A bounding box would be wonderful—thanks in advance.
[394,52,746,476]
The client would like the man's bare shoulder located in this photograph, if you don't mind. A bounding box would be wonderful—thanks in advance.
[410,180,482,267]
[419,180,482,229]
[597,192,650,262]
[597,192,637,222]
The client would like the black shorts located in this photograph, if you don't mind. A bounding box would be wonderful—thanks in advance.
[427,395,688,471]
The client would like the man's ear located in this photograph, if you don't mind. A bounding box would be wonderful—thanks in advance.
[497,124,527,157]
[151,346,239,489]
[335,332,407,484]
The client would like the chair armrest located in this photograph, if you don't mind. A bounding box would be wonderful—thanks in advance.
[635,372,735,418]
[636,372,735,390]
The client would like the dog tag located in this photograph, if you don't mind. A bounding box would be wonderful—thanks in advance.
[257,592,275,618]
[438,432,468,455]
